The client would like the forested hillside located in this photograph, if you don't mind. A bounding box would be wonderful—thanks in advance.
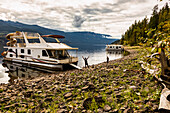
[0,20,116,52]
[120,3,169,46]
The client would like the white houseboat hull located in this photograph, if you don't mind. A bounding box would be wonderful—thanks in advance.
[3,57,78,71]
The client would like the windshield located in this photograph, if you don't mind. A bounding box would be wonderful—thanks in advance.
[43,37,58,43]
[47,50,70,59]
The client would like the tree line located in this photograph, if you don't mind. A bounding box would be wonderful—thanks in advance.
[120,3,169,46]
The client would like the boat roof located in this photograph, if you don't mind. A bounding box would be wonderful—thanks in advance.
[4,43,78,50]
[106,44,123,46]
[5,31,78,50]
[27,43,78,50]
[41,35,65,38]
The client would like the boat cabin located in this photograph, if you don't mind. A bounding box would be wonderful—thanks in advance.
[106,44,124,51]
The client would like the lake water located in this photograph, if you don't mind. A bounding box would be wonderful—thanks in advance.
[0,49,123,84]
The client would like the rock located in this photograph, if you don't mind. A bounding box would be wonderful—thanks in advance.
[100,88,105,92]
[44,97,52,102]
[97,108,103,113]
[123,108,131,113]
[23,89,33,97]
[64,92,72,98]
[104,105,111,112]
[152,105,158,111]
[87,110,92,113]
[82,109,86,113]
[66,97,72,102]
[107,97,113,103]
[129,86,137,90]
[45,94,54,98]
[57,109,66,113]
[59,104,67,109]
[106,90,113,94]
[88,83,95,90]
[144,87,149,92]
[120,106,126,111]
[118,86,124,90]
[82,86,89,90]
[116,92,122,98]
[37,90,42,94]
[3,97,10,102]
[36,85,42,89]
[110,109,118,113]
[18,108,27,112]
[4,104,15,110]
[102,82,107,86]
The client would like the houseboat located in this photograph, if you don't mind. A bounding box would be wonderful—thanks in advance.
[106,44,124,51]
[1,31,80,70]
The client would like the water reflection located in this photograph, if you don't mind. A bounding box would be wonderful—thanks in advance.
[106,50,123,58]
[0,61,54,84]
[0,60,10,84]
[69,49,123,67]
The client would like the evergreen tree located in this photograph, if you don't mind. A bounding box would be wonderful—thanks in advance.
[121,3,169,46]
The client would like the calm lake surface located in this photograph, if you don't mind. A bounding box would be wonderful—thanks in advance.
[0,49,123,84]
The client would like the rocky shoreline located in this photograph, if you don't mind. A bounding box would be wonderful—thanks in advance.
[0,49,162,112]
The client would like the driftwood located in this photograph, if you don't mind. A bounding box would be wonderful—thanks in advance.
[159,88,170,111]
[140,48,170,111]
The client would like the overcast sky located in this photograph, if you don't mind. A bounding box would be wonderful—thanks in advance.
[0,0,169,39]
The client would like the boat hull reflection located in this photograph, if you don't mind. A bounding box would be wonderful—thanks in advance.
[106,50,123,58]
[2,61,56,79]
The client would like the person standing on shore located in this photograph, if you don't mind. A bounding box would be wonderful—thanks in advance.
[107,56,109,64]
[82,56,89,68]
[107,56,109,68]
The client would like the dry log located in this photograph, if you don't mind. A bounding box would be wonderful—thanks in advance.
[159,88,170,111]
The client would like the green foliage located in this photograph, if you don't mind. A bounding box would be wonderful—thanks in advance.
[121,3,169,46]
[0,89,3,93]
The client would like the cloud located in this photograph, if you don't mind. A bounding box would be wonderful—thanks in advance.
[83,3,113,15]
[0,0,169,38]
[72,15,86,27]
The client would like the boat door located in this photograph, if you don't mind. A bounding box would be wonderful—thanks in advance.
[69,57,72,63]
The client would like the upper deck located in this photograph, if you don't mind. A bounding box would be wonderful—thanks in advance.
[5,31,78,50]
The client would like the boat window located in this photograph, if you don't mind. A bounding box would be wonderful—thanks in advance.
[56,50,69,59]
[9,49,13,52]
[47,50,53,57]
[22,74,25,77]
[21,49,24,53]
[10,66,13,69]
[20,55,25,58]
[119,46,121,48]
[42,50,48,57]
[10,54,13,57]
[28,49,31,54]
[116,46,118,49]
[28,39,40,43]
[43,37,58,43]
[110,46,112,48]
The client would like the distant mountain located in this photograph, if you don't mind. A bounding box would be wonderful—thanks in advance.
[0,20,64,35]
[0,20,117,52]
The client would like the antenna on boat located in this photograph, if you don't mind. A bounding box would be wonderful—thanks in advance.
[37,33,46,43]
[22,31,29,45]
